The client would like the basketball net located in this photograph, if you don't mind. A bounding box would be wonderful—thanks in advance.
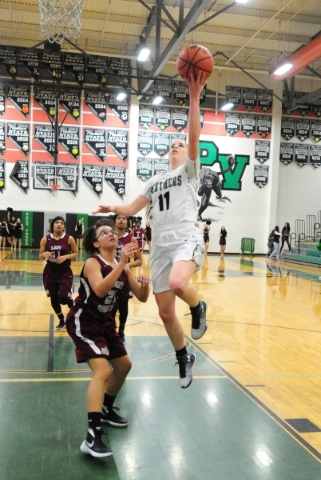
[50,183,60,195]
[38,0,84,44]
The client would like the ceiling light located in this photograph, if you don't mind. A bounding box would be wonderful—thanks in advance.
[273,63,293,76]
[221,102,234,111]
[235,0,249,3]
[152,96,163,105]
[137,47,150,62]
[116,92,127,101]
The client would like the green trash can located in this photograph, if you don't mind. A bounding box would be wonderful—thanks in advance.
[241,237,255,255]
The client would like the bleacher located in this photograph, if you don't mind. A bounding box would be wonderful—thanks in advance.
[282,214,321,267]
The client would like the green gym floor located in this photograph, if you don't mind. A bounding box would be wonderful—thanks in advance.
[1,250,321,480]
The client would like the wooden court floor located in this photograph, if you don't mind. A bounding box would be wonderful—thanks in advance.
[1,249,321,479]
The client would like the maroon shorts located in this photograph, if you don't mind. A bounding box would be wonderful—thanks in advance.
[66,309,127,363]
[43,265,74,298]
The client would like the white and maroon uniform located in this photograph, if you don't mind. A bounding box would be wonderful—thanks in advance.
[133,226,144,251]
[43,232,74,299]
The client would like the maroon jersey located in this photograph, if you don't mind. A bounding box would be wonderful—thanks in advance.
[43,233,74,298]
[115,232,133,261]
[133,227,144,250]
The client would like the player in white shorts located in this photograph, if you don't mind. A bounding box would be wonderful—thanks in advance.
[93,72,208,389]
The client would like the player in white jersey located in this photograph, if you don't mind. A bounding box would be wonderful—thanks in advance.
[93,72,207,389]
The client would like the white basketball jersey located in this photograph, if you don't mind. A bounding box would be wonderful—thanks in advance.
[141,157,199,233]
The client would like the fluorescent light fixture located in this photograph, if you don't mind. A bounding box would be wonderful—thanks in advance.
[273,62,293,76]
[116,92,127,101]
[137,47,150,62]
[235,0,249,3]
[152,96,163,105]
[221,102,234,111]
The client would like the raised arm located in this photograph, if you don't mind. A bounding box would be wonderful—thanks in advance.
[185,72,207,161]
[93,194,148,216]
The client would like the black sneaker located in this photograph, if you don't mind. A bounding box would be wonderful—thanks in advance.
[191,300,207,340]
[101,406,128,427]
[176,353,196,389]
[55,321,66,331]
[80,428,113,458]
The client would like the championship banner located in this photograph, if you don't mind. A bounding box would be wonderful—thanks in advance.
[226,86,241,109]
[242,87,257,111]
[87,54,108,76]
[311,120,321,142]
[137,157,153,181]
[280,143,294,165]
[137,131,153,156]
[59,88,81,121]
[255,140,270,164]
[142,83,156,103]
[171,133,187,144]
[240,114,256,137]
[311,98,321,118]
[225,113,240,136]
[154,132,170,157]
[294,143,309,167]
[309,144,321,168]
[9,160,29,193]
[156,79,173,103]
[107,129,128,160]
[105,165,126,198]
[108,93,129,125]
[7,85,30,117]
[17,48,40,78]
[40,51,62,73]
[155,106,171,130]
[257,89,273,112]
[109,58,131,84]
[35,87,56,119]
[154,157,169,175]
[21,211,33,247]
[256,115,271,138]
[171,108,188,132]
[0,122,5,154]
[254,165,269,188]
[85,91,107,122]
[295,118,310,142]
[82,164,103,196]
[139,105,154,129]
[58,126,80,159]
[84,128,106,162]
[7,123,29,155]
[34,124,55,156]
[0,85,5,115]
[173,81,189,105]
[56,164,78,192]
[63,53,85,83]
[281,117,295,140]
[295,92,310,116]
[0,159,5,192]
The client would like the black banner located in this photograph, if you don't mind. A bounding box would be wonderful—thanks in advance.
[137,131,153,156]
[58,126,80,159]
[255,140,270,164]
[105,166,126,198]
[85,91,107,122]
[107,129,128,160]
[34,124,55,156]
[280,143,294,165]
[226,86,241,108]
[108,93,129,125]
[10,160,29,193]
[295,118,310,142]
[17,48,40,78]
[173,81,189,106]
[82,164,103,196]
[171,133,187,145]
[156,79,172,102]
[281,117,295,140]
[311,98,321,118]
[7,85,30,117]
[311,120,321,142]
[154,132,170,157]
[0,159,5,192]
[84,128,106,162]
[59,88,81,121]
[137,157,153,181]
[310,144,321,168]
[35,87,56,119]
[257,89,273,112]
[87,54,108,75]
[63,53,85,81]
[254,165,269,188]
[225,113,240,136]
[40,51,62,73]
[0,85,5,115]
[0,122,5,154]
[109,58,131,84]
[295,92,310,116]
[139,105,154,129]
[240,114,256,137]
[295,143,309,167]
[256,115,271,138]
[155,106,171,130]
[154,158,169,175]
[142,83,156,103]
[242,88,257,111]
[171,108,188,131]
[7,123,29,155]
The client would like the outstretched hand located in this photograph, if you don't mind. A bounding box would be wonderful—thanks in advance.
[92,205,115,215]
[185,71,207,96]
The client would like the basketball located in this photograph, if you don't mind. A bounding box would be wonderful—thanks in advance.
[176,44,214,81]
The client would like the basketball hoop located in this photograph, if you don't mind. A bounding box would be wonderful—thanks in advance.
[50,183,60,195]
[38,0,84,44]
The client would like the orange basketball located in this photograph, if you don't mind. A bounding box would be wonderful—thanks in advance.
[176,44,214,81]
